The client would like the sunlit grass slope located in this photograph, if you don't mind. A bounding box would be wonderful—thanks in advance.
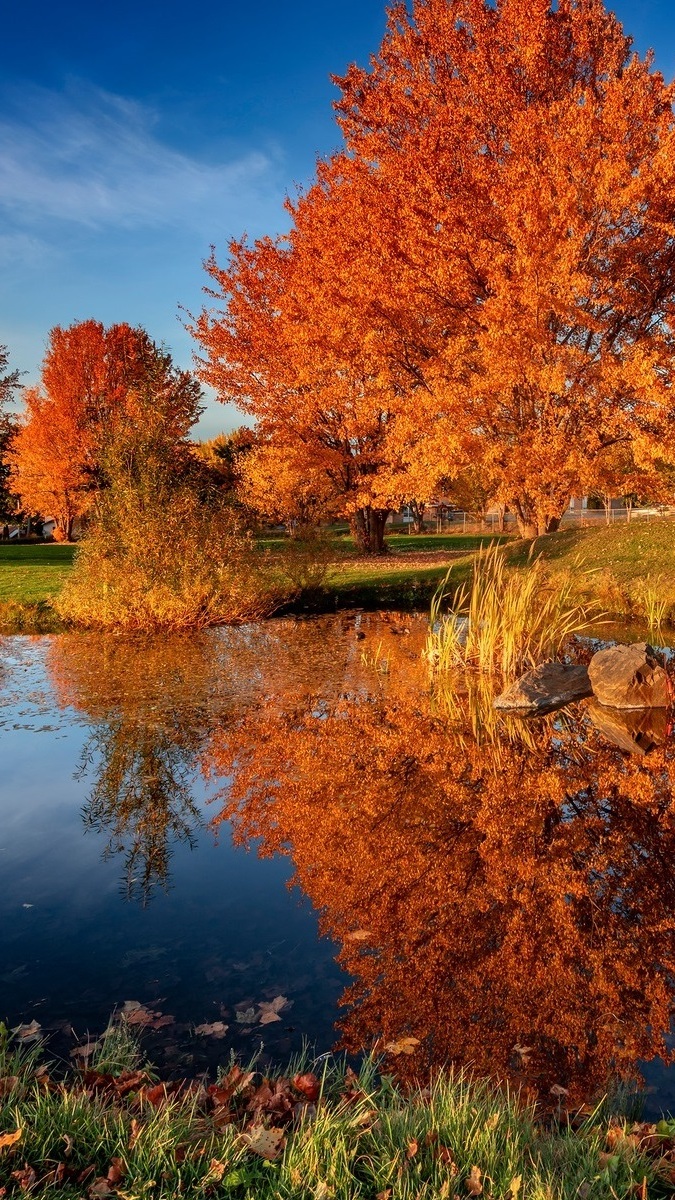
[0,543,75,603]
[507,519,675,623]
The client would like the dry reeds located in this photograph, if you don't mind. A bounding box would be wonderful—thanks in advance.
[425,544,603,681]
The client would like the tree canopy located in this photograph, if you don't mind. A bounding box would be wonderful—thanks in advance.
[9,320,202,539]
[192,0,675,542]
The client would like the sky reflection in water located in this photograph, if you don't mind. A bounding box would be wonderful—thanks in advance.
[0,615,674,1113]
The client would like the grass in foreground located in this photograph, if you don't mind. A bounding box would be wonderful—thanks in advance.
[0,1022,671,1199]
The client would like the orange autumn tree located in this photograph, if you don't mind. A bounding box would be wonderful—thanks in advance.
[332,0,675,536]
[9,320,201,539]
[194,0,675,539]
[191,158,420,553]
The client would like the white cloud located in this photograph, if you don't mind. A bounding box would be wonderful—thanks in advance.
[0,83,283,232]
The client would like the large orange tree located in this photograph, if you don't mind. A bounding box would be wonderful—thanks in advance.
[9,321,202,539]
[194,0,675,539]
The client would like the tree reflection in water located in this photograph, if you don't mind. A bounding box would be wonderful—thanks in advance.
[42,620,675,1101]
[47,634,227,902]
[206,674,675,1104]
[44,617,411,902]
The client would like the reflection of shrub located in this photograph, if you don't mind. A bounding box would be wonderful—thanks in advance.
[56,487,285,632]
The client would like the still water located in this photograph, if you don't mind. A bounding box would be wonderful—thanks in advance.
[1,614,674,1113]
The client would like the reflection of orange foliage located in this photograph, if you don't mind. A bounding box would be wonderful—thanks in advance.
[208,693,675,1103]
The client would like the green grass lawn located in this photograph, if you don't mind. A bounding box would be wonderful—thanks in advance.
[1,521,674,626]
[0,543,76,604]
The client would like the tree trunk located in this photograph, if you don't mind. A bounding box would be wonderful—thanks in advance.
[514,498,565,538]
[410,501,425,534]
[350,506,390,554]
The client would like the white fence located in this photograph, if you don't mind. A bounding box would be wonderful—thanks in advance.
[394,506,675,535]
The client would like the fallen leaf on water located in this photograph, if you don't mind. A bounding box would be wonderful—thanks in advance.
[236,1007,257,1025]
[0,1128,22,1151]
[150,1014,175,1030]
[71,1042,101,1061]
[121,1001,141,1013]
[258,996,289,1021]
[466,1165,483,1196]
[195,1021,229,1038]
[124,1007,155,1027]
[11,1021,41,1043]
[259,1011,282,1025]
[240,1124,285,1160]
[383,1037,420,1056]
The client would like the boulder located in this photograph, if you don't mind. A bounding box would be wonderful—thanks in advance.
[494,662,592,712]
[587,700,668,756]
[588,642,670,710]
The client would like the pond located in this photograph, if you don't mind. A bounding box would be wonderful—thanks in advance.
[1,613,674,1115]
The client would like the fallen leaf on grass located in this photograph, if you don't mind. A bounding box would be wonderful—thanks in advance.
[0,1128,22,1151]
[128,1119,142,1150]
[205,1158,227,1183]
[88,1179,115,1198]
[407,1139,419,1159]
[0,1078,19,1097]
[466,1165,483,1195]
[240,1124,285,1160]
[194,1022,229,1038]
[11,1021,41,1043]
[508,1174,522,1198]
[107,1158,125,1185]
[292,1072,321,1102]
[10,1166,36,1192]
[383,1037,420,1056]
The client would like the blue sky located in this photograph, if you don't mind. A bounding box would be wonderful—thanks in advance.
[1,0,674,437]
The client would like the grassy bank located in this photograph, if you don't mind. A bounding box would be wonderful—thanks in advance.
[0,1023,668,1199]
[506,520,675,626]
[1,522,674,631]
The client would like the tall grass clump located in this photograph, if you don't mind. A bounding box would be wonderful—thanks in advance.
[425,544,603,680]
[0,1023,663,1200]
